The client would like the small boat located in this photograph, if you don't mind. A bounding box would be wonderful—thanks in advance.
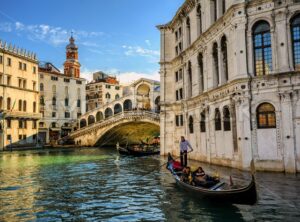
[166,154,257,205]
[116,143,160,157]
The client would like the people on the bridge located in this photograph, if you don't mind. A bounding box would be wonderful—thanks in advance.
[179,136,193,167]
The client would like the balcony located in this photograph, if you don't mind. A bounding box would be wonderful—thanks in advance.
[1,110,42,119]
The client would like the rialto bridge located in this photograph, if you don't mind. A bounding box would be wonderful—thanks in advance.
[68,78,161,146]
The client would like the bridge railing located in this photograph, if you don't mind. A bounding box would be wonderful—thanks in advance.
[71,110,159,137]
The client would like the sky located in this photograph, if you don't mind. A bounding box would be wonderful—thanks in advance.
[0,0,184,84]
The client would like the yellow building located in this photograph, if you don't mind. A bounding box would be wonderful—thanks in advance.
[0,40,41,150]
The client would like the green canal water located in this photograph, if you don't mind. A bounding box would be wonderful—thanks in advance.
[0,148,299,221]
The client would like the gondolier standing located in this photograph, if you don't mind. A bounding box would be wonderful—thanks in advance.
[180,136,193,167]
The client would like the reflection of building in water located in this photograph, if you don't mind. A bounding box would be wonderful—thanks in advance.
[158,0,300,173]
[86,71,122,111]
[38,36,86,144]
[0,40,41,150]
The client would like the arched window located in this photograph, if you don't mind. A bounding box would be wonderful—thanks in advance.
[105,108,113,118]
[221,35,228,82]
[96,111,103,122]
[40,83,44,91]
[186,17,191,46]
[291,14,300,71]
[124,99,133,111]
[188,61,192,97]
[189,116,194,134]
[114,103,122,114]
[23,100,26,112]
[223,106,231,131]
[197,4,202,35]
[106,93,111,99]
[198,53,204,92]
[18,99,22,111]
[253,21,272,76]
[115,94,120,100]
[7,97,11,110]
[257,103,276,128]
[200,111,206,132]
[80,119,87,128]
[33,102,36,113]
[213,42,219,86]
[52,97,56,106]
[88,115,95,125]
[215,108,222,131]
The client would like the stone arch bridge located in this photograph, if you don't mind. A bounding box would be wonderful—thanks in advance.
[69,111,160,147]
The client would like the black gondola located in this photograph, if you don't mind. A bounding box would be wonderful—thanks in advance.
[166,154,257,205]
[116,143,160,157]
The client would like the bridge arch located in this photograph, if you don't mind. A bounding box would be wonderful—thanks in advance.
[80,119,87,128]
[96,111,104,122]
[88,115,95,125]
[124,99,132,111]
[105,107,113,118]
[114,103,122,114]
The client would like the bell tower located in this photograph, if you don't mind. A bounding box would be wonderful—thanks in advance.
[64,35,81,78]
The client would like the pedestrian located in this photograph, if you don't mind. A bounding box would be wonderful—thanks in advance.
[180,136,193,167]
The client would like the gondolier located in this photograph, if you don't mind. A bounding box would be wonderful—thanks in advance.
[180,136,193,167]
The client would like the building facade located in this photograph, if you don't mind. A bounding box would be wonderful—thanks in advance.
[0,40,41,150]
[86,72,122,111]
[38,36,86,144]
[158,0,300,173]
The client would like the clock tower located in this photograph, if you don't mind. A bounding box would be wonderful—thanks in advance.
[64,35,81,78]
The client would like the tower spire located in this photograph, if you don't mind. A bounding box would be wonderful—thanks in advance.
[63,34,81,78]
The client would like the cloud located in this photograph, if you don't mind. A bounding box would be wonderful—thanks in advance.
[0,21,104,47]
[122,45,159,57]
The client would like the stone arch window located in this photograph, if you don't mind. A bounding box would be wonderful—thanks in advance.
[291,14,300,71]
[18,99,22,111]
[197,4,202,35]
[7,97,11,110]
[198,53,204,92]
[256,103,276,128]
[253,20,272,76]
[40,83,44,91]
[213,42,219,86]
[223,106,231,131]
[105,108,113,118]
[96,111,103,122]
[23,100,27,112]
[221,35,228,82]
[0,96,3,109]
[186,17,191,46]
[52,85,56,93]
[189,116,194,134]
[105,93,111,99]
[88,115,95,125]
[80,119,87,128]
[115,94,120,100]
[52,96,56,106]
[188,60,192,98]
[200,111,206,132]
[114,103,122,114]
[215,108,222,131]
[123,99,133,111]
[33,101,37,113]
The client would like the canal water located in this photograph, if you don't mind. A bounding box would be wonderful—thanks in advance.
[0,148,299,222]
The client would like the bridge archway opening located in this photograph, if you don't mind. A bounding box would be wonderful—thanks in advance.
[155,96,160,113]
[137,84,151,109]
[124,99,132,111]
[80,119,87,128]
[114,103,122,114]
[95,121,160,147]
[96,111,104,122]
[88,115,95,125]
[105,108,113,119]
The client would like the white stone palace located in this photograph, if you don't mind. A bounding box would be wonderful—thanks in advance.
[158,0,300,173]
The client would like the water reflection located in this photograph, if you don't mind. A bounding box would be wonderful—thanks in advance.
[0,148,299,221]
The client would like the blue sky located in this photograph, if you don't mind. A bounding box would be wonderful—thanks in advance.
[0,0,184,83]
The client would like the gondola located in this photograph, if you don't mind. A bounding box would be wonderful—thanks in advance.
[116,143,160,157]
[166,154,257,205]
